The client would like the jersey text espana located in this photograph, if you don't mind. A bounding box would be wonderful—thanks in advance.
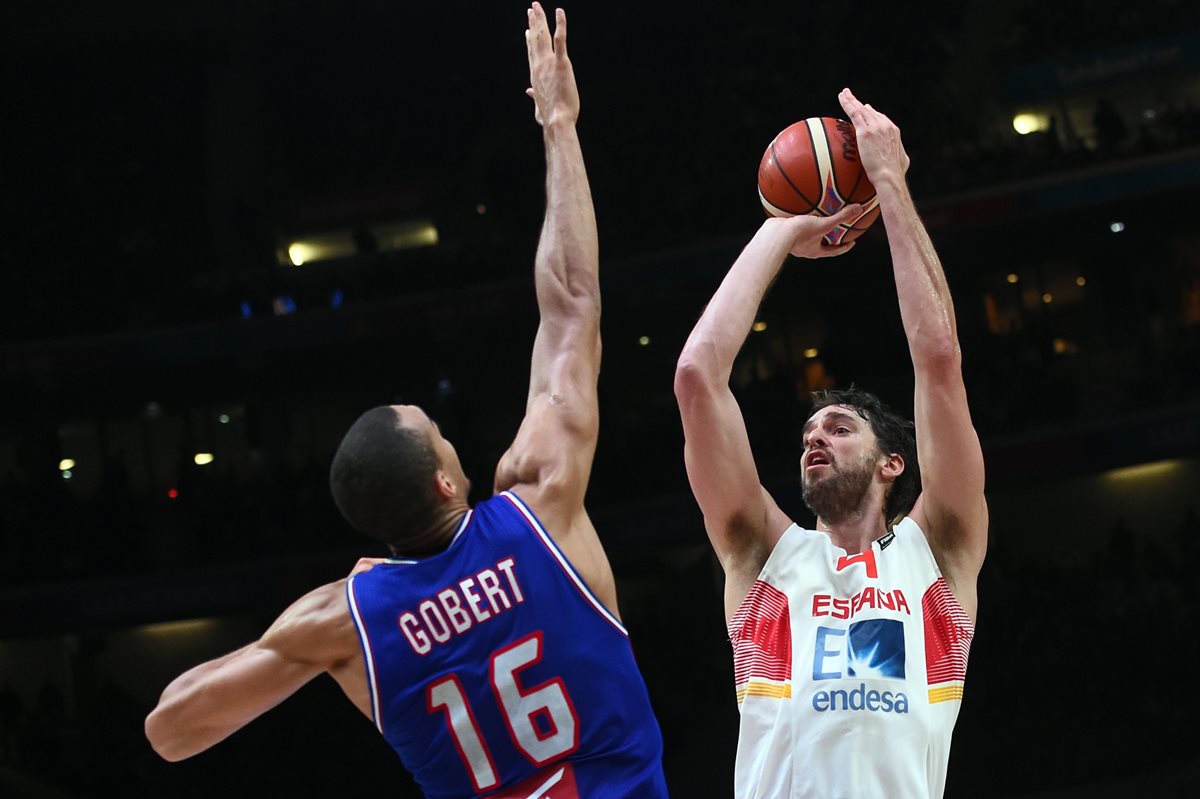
[347,491,668,799]
[729,517,974,799]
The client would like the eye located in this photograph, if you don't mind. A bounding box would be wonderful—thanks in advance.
[835,426,850,435]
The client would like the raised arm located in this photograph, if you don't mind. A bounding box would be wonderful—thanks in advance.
[492,5,614,606]
[144,581,365,762]
[839,88,988,619]
[674,206,861,615]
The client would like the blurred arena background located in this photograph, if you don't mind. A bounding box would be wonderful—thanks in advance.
[1,1,1198,796]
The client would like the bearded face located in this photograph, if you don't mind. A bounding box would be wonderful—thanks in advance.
[801,447,879,524]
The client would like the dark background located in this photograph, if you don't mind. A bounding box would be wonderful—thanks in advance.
[2,1,1199,796]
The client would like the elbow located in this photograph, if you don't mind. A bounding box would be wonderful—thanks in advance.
[145,707,190,762]
[913,335,961,375]
[674,346,729,420]
[674,349,716,402]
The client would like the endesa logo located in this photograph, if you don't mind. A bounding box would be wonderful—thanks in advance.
[810,619,910,714]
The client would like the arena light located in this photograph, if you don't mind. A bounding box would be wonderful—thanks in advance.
[1012,112,1050,135]
[638,335,650,346]
[286,238,353,267]
[194,453,214,466]
[138,618,220,638]
[384,220,438,249]
[279,219,438,268]
[1103,459,1183,483]
[1052,338,1078,354]
[59,458,75,471]
[804,348,819,358]
[752,321,768,332]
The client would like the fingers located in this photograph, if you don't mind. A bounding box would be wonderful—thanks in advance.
[814,240,856,259]
[825,202,863,225]
[840,87,898,131]
[528,4,565,57]
[555,8,568,56]
[838,87,863,120]
[527,3,550,55]
[839,87,877,128]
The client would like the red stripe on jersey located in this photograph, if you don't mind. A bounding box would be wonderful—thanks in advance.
[729,581,792,685]
[922,578,974,684]
[488,762,578,799]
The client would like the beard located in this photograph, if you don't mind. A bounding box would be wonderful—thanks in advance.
[801,452,876,524]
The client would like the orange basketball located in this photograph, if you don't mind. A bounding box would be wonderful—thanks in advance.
[757,116,881,245]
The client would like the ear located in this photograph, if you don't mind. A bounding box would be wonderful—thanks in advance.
[880,452,904,482]
[434,469,457,499]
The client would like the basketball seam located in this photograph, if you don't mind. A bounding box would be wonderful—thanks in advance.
[810,118,838,217]
[770,140,819,214]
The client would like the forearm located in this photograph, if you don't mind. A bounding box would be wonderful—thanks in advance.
[154,644,254,707]
[874,174,960,366]
[146,644,253,761]
[536,119,599,309]
[680,221,793,382]
[145,642,320,761]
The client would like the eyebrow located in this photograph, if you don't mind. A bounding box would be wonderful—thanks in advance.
[802,410,860,436]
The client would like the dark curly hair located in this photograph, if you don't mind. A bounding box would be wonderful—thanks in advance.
[807,386,920,525]
[329,405,441,551]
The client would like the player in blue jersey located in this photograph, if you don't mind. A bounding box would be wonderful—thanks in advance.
[144,5,669,797]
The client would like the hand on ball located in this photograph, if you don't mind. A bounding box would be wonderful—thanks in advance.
[772,204,863,260]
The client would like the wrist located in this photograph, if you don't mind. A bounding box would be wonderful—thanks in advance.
[542,114,579,133]
[869,171,909,200]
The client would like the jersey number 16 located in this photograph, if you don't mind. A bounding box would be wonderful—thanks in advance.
[427,631,580,792]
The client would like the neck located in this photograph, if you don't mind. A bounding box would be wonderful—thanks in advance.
[390,499,471,558]
[815,508,888,554]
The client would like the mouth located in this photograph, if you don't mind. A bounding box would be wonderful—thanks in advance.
[805,451,831,470]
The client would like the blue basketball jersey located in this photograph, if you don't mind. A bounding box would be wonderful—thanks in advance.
[346,491,669,799]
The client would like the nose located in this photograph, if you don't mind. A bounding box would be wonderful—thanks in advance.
[805,429,829,450]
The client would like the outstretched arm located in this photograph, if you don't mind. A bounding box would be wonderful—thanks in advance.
[144,581,362,762]
[839,88,988,620]
[493,4,614,608]
[674,207,861,617]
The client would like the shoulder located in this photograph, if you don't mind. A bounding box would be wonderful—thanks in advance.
[265,580,359,667]
[294,579,353,617]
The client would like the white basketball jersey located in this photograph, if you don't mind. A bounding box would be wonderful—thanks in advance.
[728,517,973,799]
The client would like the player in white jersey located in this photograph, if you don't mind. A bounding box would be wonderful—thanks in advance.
[673,89,988,799]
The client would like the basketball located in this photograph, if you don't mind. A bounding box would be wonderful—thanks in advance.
[757,117,881,246]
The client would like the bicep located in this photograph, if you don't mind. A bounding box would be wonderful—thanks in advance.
[675,366,787,568]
